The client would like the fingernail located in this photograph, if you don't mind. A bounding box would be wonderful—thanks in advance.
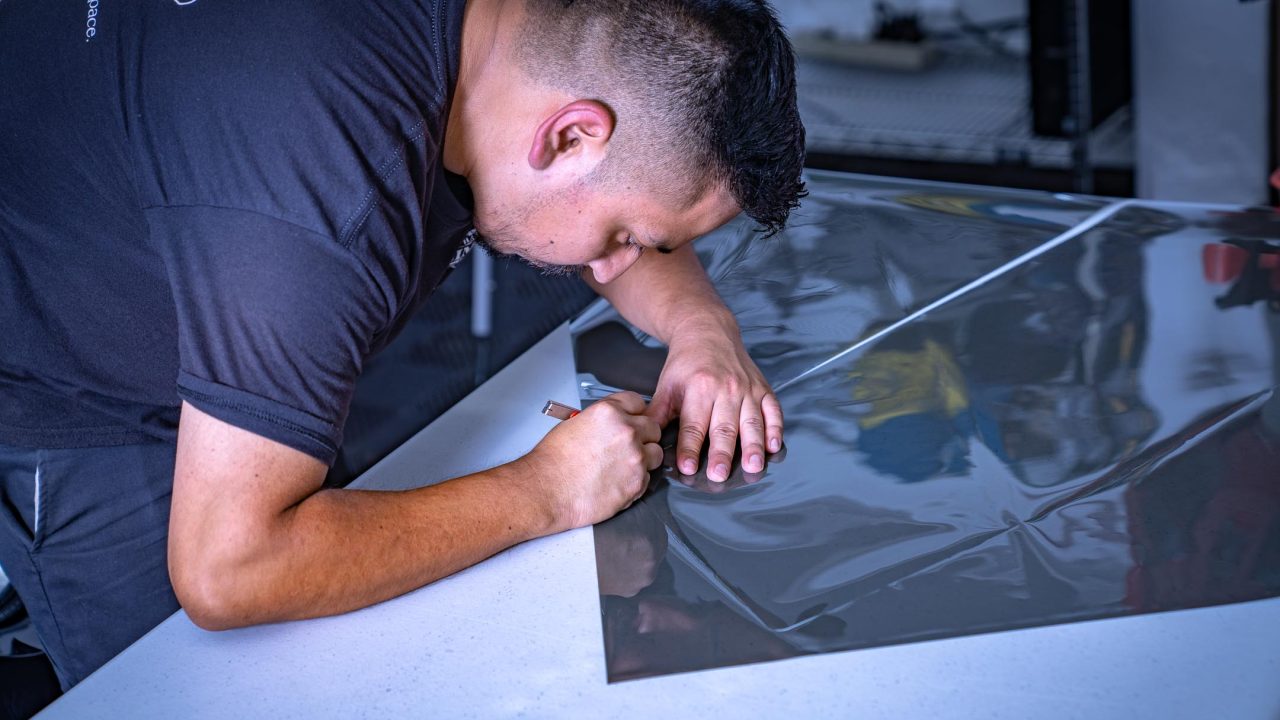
[769,438,781,452]
[681,459,696,474]
[714,463,729,480]
[749,454,763,472]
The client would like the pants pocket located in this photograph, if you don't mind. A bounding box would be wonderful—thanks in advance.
[31,449,48,549]
[0,448,39,548]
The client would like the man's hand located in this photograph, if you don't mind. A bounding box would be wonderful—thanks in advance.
[581,242,783,483]
[522,391,663,529]
[646,315,783,483]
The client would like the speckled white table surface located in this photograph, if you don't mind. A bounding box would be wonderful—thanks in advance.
[38,323,1280,719]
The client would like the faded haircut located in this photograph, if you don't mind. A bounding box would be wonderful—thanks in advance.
[517,0,807,235]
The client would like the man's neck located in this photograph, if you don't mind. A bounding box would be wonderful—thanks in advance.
[443,0,511,177]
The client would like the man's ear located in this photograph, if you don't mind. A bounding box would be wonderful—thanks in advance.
[528,99,614,172]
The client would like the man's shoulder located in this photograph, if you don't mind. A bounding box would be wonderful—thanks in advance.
[134,0,458,243]
[136,0,453,129]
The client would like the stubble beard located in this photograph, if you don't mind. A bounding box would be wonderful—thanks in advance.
[473,198,585,278]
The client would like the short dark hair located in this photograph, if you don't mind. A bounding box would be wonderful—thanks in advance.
[519,0,807,235]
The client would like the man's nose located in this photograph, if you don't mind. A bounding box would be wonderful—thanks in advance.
[587,246,642,284]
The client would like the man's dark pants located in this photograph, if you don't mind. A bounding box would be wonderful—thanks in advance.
[0,441,180,690]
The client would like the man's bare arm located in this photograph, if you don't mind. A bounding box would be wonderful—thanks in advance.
[584,246,783,482]
[583,244,734,344]
[169,397,660,630]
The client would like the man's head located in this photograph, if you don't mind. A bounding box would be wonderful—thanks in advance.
[447,0,806,283]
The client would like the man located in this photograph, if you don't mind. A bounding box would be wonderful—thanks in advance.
[0,0,806,690]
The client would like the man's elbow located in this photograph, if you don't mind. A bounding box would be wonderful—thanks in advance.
[169,540,263,631]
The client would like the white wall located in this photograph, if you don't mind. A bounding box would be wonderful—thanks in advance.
[1134,0,1271,204]
[772,0,1024,48]
[772,0,963,41]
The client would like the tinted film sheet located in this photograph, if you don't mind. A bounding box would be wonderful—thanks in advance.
[575,173,1280,682]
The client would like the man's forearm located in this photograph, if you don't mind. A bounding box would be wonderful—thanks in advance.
[180,459,554,629]
[586,244,736,344]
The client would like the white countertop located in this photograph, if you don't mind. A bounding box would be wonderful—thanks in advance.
[39,323,1280,719]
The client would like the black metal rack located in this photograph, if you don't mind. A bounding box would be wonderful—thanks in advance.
[797,1,1133,195]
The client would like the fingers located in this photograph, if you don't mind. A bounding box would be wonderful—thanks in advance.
[644,389,675,425]
[676,391,714,477]
[618,442,661,515]
[642,442,663,471]
[604,391,648,416]
[738,399,767,474]
[632,414,662,445]
[673,393,778,481]
[762,393,784,454]
[705,398,741,483]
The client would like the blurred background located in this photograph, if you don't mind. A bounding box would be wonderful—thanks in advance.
[782,0,1272,203]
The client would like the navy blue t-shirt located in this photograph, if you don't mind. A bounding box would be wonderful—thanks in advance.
[0,0,473,464]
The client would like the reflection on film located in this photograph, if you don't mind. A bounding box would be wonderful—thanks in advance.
[577,177,1280,682]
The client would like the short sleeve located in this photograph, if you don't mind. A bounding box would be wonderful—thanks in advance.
[147,205,388,464]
